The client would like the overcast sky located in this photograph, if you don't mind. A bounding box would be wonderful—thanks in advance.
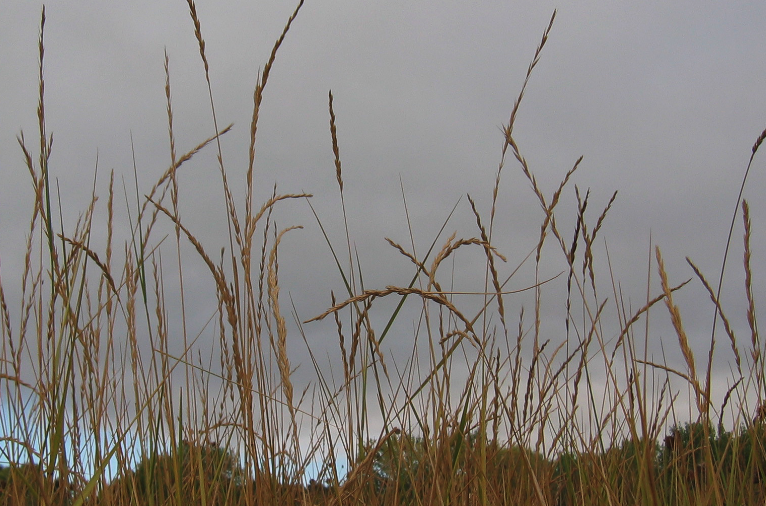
[2,0,766,442]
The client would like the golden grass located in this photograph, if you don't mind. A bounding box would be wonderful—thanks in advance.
[2,4,766,506]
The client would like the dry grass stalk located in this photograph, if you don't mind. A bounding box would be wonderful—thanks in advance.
[307,286,479,347]
[742,200,760,381]
[581,190,618,290]
[385,237,430,276]
[246,0,306,254]
[467,195,507,326]
[686,258,742,374]
[427,232,506,294]
[656,247,703,413]
[267,226,301,422]
[329,91,344,194]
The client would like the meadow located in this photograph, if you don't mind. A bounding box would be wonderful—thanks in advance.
[1,2,766,505]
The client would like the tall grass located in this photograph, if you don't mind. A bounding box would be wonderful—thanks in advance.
[1,3,765,505]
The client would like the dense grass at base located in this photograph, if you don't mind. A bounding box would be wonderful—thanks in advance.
[1,422,766,504]
[2,3,766,505]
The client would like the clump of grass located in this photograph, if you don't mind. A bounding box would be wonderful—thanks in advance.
[2,4,766,506]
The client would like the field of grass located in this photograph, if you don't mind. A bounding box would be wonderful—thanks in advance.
[1,3,766,505]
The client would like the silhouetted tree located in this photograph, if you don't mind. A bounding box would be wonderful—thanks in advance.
[102,440,245,505]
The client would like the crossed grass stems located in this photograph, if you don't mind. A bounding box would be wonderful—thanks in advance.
[1,2,766,505]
